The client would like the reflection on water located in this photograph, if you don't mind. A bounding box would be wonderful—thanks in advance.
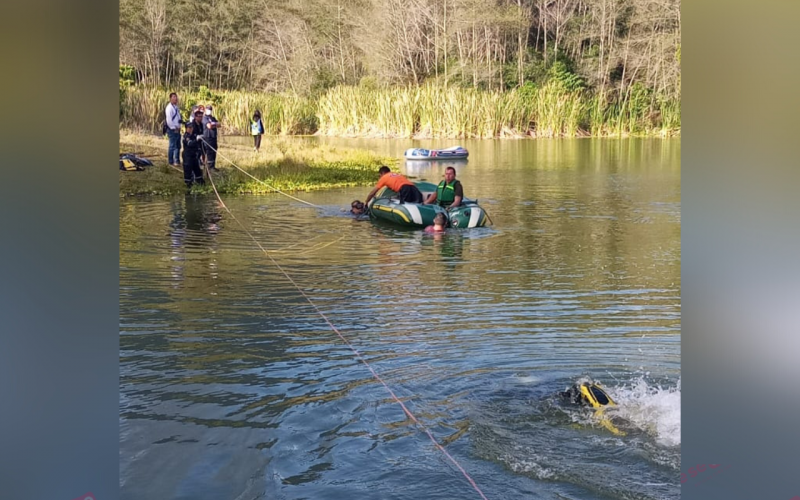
[121,138,680,500]
[405,159,469,180]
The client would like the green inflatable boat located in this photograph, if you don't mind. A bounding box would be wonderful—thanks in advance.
[367,181,490,229]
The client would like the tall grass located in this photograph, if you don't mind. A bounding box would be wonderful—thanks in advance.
[120,84,679,138]
[120,88,317,136]
[586,87,681,137]
[317,83,672,138]
[658,97,681,136]
[529,82,586,137]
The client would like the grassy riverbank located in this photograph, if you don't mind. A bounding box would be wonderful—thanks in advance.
[119,130,393,197]
[120,83,680,140]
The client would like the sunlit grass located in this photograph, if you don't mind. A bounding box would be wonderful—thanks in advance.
[120,89,317,136]
[119,130,393,197]
[121,85,680,138]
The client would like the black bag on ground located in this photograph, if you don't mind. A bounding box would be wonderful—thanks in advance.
[119,153,152,171]
[120,158,140,171]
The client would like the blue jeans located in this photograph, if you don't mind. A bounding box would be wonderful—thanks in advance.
[167,130,181,164]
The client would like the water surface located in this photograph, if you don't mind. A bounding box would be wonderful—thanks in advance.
[120,138,681,500]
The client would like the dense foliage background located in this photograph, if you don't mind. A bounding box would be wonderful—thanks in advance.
[120,0,680,136]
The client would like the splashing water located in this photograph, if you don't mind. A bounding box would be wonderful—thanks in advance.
[609,377,681,447]
[470,374,681,500]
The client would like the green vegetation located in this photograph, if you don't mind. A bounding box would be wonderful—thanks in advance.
[121,88,318,136]
[119,131,393,197]
[119,64,135,119]
[121,82,678,138]
[119,0,681,138]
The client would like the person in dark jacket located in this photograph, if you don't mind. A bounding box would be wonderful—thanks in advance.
[201,105,221,170]
[182,121,204,188]
[188,109,205,165]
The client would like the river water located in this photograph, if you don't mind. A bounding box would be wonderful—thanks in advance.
[120,137,681,500]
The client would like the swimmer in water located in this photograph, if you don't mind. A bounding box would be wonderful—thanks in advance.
[424,212,447,233]
[350,200,366,215]
[560,379,625,436]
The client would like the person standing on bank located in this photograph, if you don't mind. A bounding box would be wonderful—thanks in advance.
[251,110,264,152]
[189,109,204,162]
[424,166,463,208]
[201,105,220,170]
[182,122,205,189]
[364,166,424,205]
[165,92,183,167]
[193,104,206,165]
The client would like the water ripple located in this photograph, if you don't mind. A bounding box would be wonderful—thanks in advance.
[121,139,680,500]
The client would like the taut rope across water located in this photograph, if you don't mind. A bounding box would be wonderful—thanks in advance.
[201,140,322,208]
[201,142,491,500]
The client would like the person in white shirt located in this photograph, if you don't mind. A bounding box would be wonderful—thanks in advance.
[251,110,264,152]
[165,92,183,166]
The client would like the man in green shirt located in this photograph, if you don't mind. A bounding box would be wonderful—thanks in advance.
[424,166,464,208]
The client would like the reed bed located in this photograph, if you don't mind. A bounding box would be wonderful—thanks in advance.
[120,89,317,136]
[121,85,679,138]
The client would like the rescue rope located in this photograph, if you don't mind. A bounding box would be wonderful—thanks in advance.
[202,167,490,500]
[200,139,322,209]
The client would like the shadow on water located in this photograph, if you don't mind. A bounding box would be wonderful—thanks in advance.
[405,159,469,181]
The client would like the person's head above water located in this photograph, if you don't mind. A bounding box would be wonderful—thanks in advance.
[433,212,447,227]
[350,200,366,215]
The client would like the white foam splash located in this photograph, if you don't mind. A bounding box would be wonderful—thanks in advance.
[501,451,556,479]
[610,377,681,447]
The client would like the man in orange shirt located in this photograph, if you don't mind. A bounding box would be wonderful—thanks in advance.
[364,166,424,205]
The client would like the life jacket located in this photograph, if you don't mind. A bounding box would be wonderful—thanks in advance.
[436,180,460,206]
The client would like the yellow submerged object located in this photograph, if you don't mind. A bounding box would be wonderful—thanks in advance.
[563,381,626,436]
[579,382,616,408]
